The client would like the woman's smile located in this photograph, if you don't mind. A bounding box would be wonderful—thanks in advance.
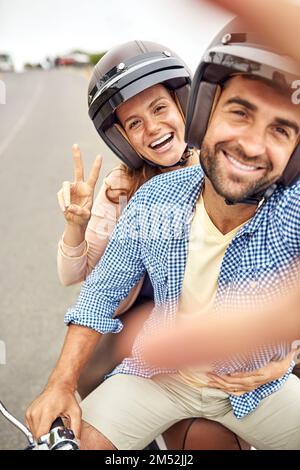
[148,132,175,154]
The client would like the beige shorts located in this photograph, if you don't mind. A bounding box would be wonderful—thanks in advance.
[80,373,231,450]
[80,373,300,450]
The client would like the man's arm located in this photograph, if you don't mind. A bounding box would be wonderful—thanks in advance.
[203,0,300,64]
[143,289,300,368]
[26,325,100,440]
[26,192,146,440]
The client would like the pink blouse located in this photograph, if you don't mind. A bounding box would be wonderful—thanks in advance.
[57,165,145,315]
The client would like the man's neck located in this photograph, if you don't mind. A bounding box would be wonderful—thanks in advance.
[202,178,258,235]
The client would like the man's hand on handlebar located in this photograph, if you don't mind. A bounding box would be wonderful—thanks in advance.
[25,383,82,441]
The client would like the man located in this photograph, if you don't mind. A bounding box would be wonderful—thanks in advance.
[143,0,300,369]
[26,19,300,450]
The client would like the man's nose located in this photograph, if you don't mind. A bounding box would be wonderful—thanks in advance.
[237,127,266,157]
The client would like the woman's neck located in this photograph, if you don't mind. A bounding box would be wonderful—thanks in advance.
[161,149,199,173]
[188,149,200,166]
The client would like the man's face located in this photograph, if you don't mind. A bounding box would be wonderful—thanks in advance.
[116,84,186,167]
[201,76,300,202]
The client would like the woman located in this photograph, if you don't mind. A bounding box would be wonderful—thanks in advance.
[57,40,199,398]
[56,40,293,431]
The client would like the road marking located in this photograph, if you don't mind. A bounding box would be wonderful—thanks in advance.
[0,78,5,104]
[0,340,6,365]
[0,80,44,158]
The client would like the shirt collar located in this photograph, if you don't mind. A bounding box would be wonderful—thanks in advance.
[183,165,283,238]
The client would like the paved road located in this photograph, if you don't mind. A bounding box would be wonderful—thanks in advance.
[0,69,119,449]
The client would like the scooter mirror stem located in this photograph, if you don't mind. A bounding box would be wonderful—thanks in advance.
[0,400,35,445]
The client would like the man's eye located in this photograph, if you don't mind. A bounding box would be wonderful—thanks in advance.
[231,109,247,118]
[275,127,289,138]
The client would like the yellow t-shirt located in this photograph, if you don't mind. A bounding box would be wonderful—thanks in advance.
[177,194,249,387]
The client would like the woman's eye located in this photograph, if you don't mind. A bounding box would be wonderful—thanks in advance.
[154,105,166,113]
[128,120,140,130]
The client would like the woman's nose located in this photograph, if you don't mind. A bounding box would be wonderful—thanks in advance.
[144,117,161,135]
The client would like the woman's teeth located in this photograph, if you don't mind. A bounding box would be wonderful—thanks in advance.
[150,133,173,149]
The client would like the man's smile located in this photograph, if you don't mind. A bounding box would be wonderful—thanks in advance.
[221,149,266,174]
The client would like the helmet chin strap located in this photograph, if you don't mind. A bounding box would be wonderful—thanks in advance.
[200,153,279,207]
[141,145,194,170]
[224,183,278,206]
[199,142,281,207]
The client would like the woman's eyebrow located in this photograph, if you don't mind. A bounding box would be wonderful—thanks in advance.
[123,114,139,126]
[148,96,166,108]
[123,97,167,126]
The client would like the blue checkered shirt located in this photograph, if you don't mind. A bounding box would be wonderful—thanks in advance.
[65,165,300,419]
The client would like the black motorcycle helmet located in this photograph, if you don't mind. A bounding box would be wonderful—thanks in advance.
[185,17,300,204]
[88,40,192,170]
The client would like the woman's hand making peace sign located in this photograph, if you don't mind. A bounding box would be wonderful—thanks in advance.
[57,144,102,227]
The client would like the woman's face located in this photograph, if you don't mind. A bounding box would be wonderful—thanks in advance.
[116,84,186,166]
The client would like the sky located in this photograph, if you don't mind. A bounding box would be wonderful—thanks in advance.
[0,0,231,71]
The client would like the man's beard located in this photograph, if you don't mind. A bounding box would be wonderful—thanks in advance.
[200,141,278,203]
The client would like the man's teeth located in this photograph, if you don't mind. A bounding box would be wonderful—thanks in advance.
[225,152,260,171]
[150,133,172,148]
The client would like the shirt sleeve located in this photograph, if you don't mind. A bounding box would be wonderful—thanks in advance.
[64,191,145,334]
[279,183,300,253]
[57,165,130,286]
